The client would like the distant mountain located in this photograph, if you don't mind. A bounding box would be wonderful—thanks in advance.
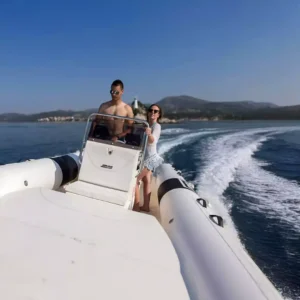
[0,113,29,122]
[156,95,277,114]
[241,104,300,120]
[235,101,277,109]
[157,95,208,112]
[0,96,298,122]
[0,109,97,122]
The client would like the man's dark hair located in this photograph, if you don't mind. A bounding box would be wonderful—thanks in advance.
[111,79,124,90]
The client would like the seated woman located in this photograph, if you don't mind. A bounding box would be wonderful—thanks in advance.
[133,104,164,212]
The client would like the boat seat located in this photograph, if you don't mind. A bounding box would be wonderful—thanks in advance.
[65,138,141,207]
[65,181,132,208]
[91,124,110,140]
[126,124,146,147]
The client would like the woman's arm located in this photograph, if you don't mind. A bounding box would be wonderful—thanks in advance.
[146,123,161,144]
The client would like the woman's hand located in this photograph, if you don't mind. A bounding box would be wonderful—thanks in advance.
[145,127,154,144]
[145,127,152,136]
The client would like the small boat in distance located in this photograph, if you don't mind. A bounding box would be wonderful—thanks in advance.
[0,113,284,300]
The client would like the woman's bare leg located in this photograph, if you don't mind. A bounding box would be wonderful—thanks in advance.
[133,168,149,211]
[140,171,152,212]
[133,184,140,211]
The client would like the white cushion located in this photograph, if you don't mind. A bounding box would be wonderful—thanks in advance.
[65,181,129,206]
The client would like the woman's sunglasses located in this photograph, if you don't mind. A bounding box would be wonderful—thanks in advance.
[110,90,120,95]
[148,109,159,114]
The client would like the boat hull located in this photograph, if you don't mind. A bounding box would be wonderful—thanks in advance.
[153,163,283,300]
[0,153,80,197]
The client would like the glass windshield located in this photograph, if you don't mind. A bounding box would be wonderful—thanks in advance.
[87,114,148,149]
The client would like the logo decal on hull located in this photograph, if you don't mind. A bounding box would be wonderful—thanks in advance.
[101,164,113,169]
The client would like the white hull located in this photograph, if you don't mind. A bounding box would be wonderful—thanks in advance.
[0,152,80,198]
[153,163,283,300]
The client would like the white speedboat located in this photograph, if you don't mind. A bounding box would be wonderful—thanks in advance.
[0,114,284,300]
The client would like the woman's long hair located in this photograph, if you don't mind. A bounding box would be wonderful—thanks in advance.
[147,104,163,124]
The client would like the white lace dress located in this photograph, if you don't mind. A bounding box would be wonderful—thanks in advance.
[143,122,164,175]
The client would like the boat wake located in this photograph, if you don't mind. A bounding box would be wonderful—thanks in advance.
[161,128,191,135]
[234,157,300,233]
[158,128,225,156]
[157,125,300,234]
[193,127,300,227]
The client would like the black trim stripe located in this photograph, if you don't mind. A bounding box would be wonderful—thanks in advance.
[50,155,79,186]
[157,178,194,203]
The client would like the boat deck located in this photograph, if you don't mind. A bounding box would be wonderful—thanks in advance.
[0,187,188,299]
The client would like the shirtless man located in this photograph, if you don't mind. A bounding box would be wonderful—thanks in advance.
[92,79,134,142]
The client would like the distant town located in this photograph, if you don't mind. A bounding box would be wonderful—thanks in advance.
[37,116,86,122]
[36,115,184,124]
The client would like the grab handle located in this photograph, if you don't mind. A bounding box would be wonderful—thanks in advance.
[196,198,207,208]
[209,215,224,227]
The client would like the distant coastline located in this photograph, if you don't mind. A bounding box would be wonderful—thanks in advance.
[1,95,299,123]
[0,114,231,124]
[1,112,299,123]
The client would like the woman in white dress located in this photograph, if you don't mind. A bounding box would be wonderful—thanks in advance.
[133,104,164,212]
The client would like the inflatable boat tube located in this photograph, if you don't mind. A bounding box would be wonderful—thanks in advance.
[0,152,80,198]
[153,163,283,300]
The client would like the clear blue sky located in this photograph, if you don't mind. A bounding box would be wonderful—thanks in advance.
[0,0,299,113]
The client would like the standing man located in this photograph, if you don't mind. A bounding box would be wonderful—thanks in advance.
[92,79,134,142]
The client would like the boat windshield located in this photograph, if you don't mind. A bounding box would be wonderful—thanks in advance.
[82,113,149,150]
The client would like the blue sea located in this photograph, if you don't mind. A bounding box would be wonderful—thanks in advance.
[1,121,300,300]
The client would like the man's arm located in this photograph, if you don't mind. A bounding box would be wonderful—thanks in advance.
[125,105,134,135]
[126,104,134,126]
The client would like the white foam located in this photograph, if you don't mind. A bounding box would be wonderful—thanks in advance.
[52,150,80,158]
[161,128,191,135]
[158,129,225,156]
[196,129,270,201]
[234,158,300,232]
[161,127,219,136]
[194,127,300,232]
[196,127,300,199]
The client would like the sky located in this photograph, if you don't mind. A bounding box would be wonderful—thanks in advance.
[0,0,299,113]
